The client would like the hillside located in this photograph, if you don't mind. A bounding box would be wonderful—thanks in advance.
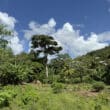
[74,46,110,84]
[76,46,110,63]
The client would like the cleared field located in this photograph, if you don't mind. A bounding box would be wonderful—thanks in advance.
[0,83,110,110]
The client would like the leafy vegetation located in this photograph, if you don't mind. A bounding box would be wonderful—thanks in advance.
[0,24,110,109]
[0,84,110,110]
[92,82,105,92]
[31,34,62,78]
[51,82,65,93]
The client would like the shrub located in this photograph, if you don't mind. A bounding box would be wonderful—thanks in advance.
[0,91,15,107]
[72,78,81,84]
[94,104,102,110]
[0,63,24,85]
[51,82,64,93]
[83,76,94,83]
[21,91,39,105]
[92,82,105,92]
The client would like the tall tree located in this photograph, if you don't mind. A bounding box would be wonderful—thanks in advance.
[31,35,62,78]
[0,24,12,49]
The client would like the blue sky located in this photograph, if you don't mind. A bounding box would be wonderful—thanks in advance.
[0,0,110,33]
[0,0,110,57]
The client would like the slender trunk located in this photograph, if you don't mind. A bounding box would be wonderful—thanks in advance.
[2,36,5,50]
[44,53,48,78]
[14,56,17,67]
[80,72,83,83]
[46,64,48,78]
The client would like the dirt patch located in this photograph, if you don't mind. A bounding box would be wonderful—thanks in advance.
[77,90,98,97]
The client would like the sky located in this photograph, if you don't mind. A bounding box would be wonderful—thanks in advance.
[0,0,110,57]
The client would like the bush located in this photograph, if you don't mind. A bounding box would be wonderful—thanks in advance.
[21,91,39,105]
[94,104,102,110]
[92,82,105,92]
[51,82,64,93]
[83,76,94,83]
[0,63,24,85]
[0,91,15,107]
[72,78,81,84]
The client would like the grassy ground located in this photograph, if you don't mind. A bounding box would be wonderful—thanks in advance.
[0,83,110,110]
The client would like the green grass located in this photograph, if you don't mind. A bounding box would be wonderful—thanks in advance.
[0,83,110,110]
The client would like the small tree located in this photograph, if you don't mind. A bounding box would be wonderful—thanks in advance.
[102,64,110,84]
[72,61,86,83]
[92,82,105,92]
[31,35,62,78]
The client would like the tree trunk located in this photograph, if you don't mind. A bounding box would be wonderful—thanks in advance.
[46,64,48,78]
[44,53,48,78]
[80,72,83,83]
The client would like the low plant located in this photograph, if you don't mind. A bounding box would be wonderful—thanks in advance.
[92,82,105,92]
[0,90,16,107]
[51,82,65,93]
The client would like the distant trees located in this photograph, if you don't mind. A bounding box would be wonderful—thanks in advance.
[60,60,86,83]
[0,24,110,85]
[49,54,86,83]
[50,54,71,75]
[102,64,110,84]
[0,25,45,85]
[0,50,44,85]
[15,53,44,83]
[49,53,72,82]
[31,35,62,78]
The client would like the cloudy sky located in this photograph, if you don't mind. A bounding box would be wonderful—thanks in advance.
[0,0,110,57]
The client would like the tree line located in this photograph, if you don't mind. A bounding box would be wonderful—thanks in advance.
[0,24,110,85]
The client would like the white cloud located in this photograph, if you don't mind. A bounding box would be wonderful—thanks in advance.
[98,31,110,42]
[24,18,109,57]
[0,12,23,55]
[48,18,56,27]
[8,35,24,55]
[53,24,108,57]
[0,12,16,29]
[24,18,56,40]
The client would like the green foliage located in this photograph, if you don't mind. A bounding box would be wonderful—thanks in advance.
[21,91,39,105]
[23,62,44,83]
[0,92,10,107]
[50,54,79,83]
[0,63,25,85]
[0,24,12,36]
[0,84,110,110]
[74,46,110,84]
[0,90,16,107]
[51,82,65,93]
[31,35,62,58]
[0,24,12,49]
[92,82,105,92]
[14,52,44,83]
[0,48,45,85]
[102,64,110,84]
[72,78,81,84]
[31,35,62,78]
[1,19,110,110]
[94,104,102,110]
[83,76,94,83]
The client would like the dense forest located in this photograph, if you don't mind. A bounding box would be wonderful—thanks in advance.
[0,24,110,110]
